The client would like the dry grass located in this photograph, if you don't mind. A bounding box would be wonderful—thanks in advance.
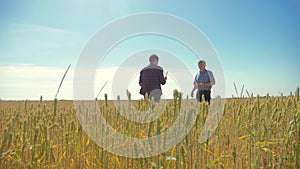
[0,92,299,168]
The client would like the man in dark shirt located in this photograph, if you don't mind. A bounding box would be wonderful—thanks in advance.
[139,54,167,102]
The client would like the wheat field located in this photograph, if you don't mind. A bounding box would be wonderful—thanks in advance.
[0,90,299,169]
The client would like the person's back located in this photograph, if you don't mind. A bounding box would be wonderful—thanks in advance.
[140,64,165,95]
[139,54,167,102]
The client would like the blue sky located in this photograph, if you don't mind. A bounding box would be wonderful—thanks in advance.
[0,0,299,100]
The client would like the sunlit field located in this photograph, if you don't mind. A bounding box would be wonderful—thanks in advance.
[0,90,299,169]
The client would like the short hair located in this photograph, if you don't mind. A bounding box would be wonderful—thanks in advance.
[198,60,206,65]
[149,54,159,63]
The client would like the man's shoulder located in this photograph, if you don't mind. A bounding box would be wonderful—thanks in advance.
[155,65,163,70]
[142,65,163,71]
[195,70,213,77]
[206,69,213,73]
[206,69,214,75]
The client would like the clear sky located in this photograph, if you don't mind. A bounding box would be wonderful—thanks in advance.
[0,0,299,100]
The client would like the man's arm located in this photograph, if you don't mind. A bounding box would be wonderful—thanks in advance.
[191,84,198,97]
[139,71,143,86]
[198,82,215,88]
[159,70,166,85]
[191,74,198,97]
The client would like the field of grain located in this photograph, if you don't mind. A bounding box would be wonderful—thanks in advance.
[0,90,299,168]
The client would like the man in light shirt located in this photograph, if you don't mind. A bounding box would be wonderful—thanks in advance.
[191,60,215,103]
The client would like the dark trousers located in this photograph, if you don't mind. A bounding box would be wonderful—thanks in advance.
[197,90,211,103]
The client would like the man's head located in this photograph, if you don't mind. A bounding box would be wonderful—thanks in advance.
[149,54,159,65]
[198,60,206,71]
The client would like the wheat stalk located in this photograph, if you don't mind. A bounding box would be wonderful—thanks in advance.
[96,81,108,99]
[55,64,71,99]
